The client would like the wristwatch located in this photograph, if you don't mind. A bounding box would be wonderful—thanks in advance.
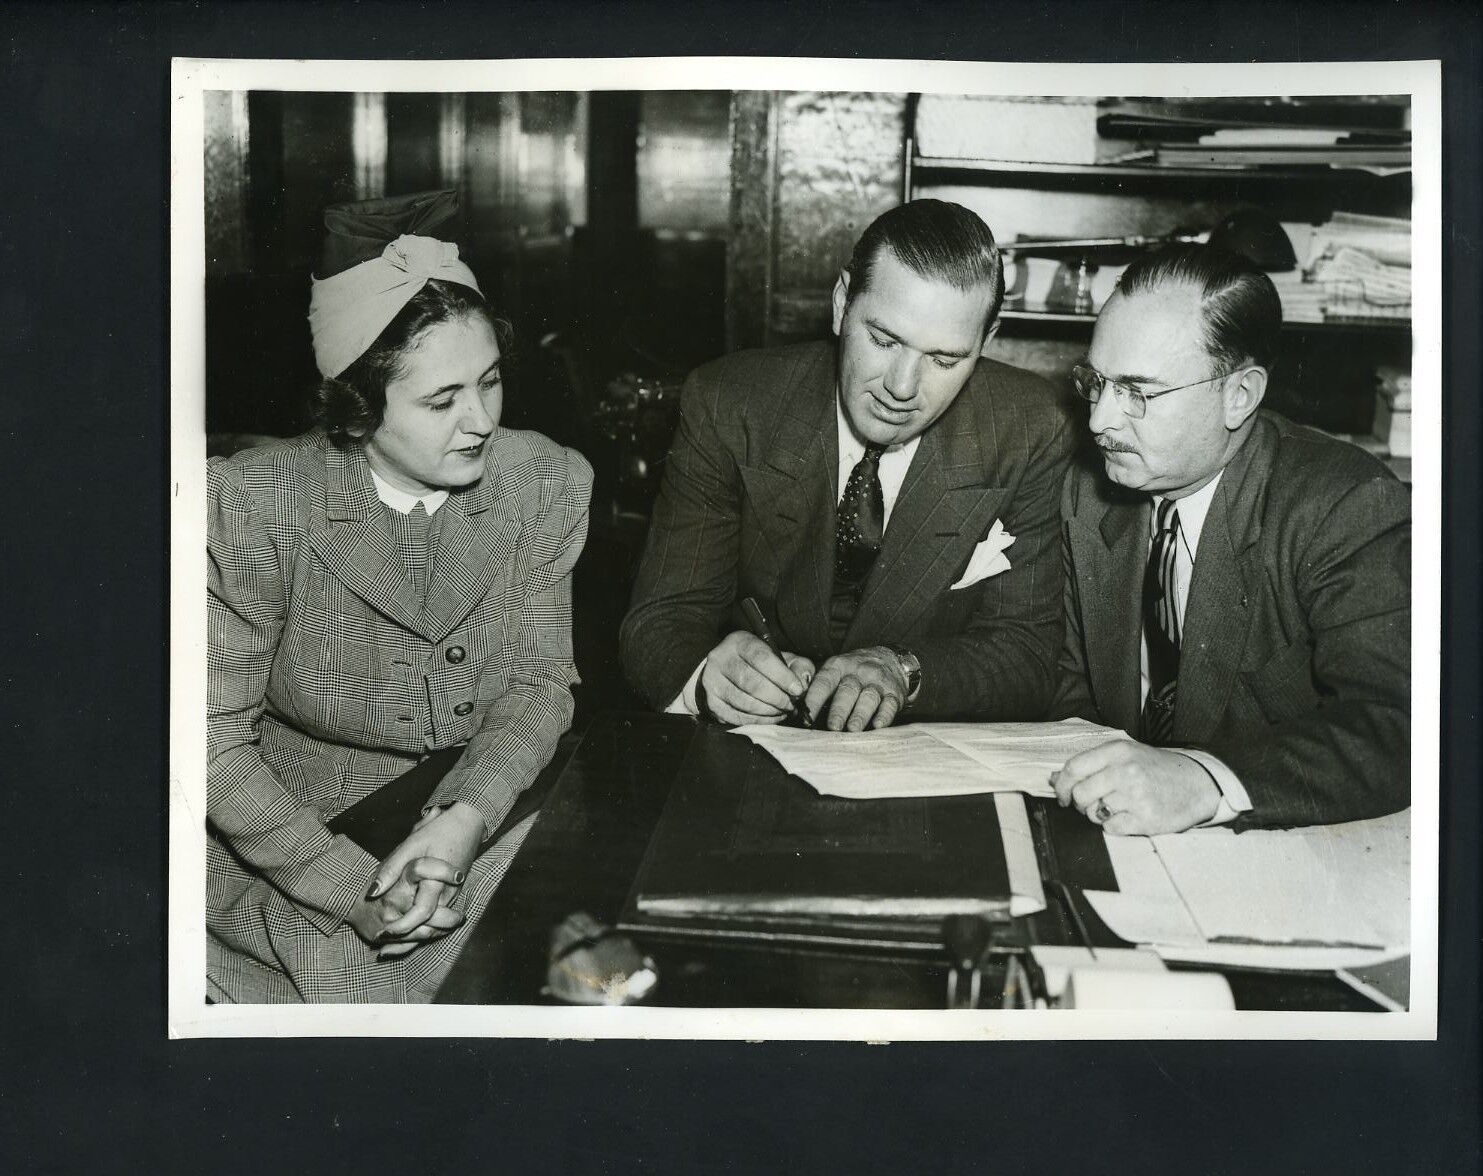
[886,645,922,704]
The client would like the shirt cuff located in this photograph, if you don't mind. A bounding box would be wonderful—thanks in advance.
[1173,748,1253,826]
[665,659,706,717]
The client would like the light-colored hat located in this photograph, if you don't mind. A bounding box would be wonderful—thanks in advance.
[307,190,482,378]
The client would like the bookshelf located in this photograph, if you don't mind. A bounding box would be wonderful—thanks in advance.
[904,94,1413,466]
[998,306,1411,332]
[910,155,1411,184]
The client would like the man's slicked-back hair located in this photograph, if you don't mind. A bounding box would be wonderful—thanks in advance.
[845,199,1005,320]
[1117,243,1284,372]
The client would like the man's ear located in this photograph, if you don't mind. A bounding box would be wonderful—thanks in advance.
[978,316,1002,357]
[1222,364,1268,430]
[831,271,850,337]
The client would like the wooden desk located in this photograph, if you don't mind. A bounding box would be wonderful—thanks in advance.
[436,713,1382,1011]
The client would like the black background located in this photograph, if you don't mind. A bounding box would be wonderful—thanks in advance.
[2,2,1478,1173]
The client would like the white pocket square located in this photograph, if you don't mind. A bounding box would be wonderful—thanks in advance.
[950,518,1016,590]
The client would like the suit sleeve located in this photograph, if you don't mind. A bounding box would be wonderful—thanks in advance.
[1214,476,1411,828]
[1050,466,1101,722]
[207,463,380,934]
[426,450,593,836]
[619,367,741,709]
[909,408,1075,720]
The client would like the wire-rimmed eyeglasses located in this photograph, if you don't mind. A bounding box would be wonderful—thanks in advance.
[1071,363,1238,420]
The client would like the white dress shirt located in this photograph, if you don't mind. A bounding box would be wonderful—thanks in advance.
[369,468,449,515]
[666,399,921,715]
[1141,473,1253,824]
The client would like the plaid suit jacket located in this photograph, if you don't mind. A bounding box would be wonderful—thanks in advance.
[620,340,1073,719]
[208,428,591,947]
[1054,410,1411,828]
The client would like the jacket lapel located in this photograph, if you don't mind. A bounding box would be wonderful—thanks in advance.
[1080,490,1147,734]
[1173,419,1273,745]
[306,438,520,644]
[744,347,837,654]
[307,441,429,636]
[847,385,1003,646]
[421,461,522,644]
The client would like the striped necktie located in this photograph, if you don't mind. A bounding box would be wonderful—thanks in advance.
[1141,498,1181,745]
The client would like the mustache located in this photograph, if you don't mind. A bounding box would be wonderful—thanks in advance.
[1096,437,1137,453]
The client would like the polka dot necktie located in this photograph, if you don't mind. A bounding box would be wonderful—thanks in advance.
[835,443,887,585]
[1141,499,1182,745]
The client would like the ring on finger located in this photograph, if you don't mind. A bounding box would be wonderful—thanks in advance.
[1093,799,1113,823]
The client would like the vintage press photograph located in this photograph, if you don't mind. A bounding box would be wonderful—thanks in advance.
[169,58,1439,1038]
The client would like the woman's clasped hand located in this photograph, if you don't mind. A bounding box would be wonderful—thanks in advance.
[350,801,487,959]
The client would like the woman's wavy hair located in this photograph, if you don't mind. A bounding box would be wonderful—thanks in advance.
[311,279,514,444]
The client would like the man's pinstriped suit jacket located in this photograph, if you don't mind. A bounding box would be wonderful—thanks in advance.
[620,340,1074,721]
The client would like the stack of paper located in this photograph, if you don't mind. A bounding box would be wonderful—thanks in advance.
[1307,211,1411,268]
[1268,213,1412,324]
[1084,810,1410,972]
[731,718,1130,800]
[1269,269,1328,324]
[1306,212,1411,321]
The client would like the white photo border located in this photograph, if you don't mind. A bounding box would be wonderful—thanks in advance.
[169,55,1441,1040]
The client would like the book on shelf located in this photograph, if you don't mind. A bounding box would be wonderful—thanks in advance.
[1097,97,1411,143]
[1151,143,1411,169]
[1307,211,1411,269]
[1199,128,1349,148]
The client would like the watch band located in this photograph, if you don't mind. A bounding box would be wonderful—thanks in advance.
[886,645,922,703]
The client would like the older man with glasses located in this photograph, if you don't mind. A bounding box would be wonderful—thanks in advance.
[1052,243,1411,834]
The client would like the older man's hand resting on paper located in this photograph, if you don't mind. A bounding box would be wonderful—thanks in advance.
[803,647,911,733]
[1054,741,1220,835]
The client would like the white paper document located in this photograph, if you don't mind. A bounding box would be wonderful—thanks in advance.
[927,720,1133,791]
[731,717,1129,800]
[994,792,1048,917]
[1084,810,1410,971]
[1082,835,1205,947]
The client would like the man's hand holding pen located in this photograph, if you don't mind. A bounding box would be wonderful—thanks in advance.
[699,599,914,732]
[697,630,815,727]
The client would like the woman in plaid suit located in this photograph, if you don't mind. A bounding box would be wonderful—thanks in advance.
[207,193,592,1002]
